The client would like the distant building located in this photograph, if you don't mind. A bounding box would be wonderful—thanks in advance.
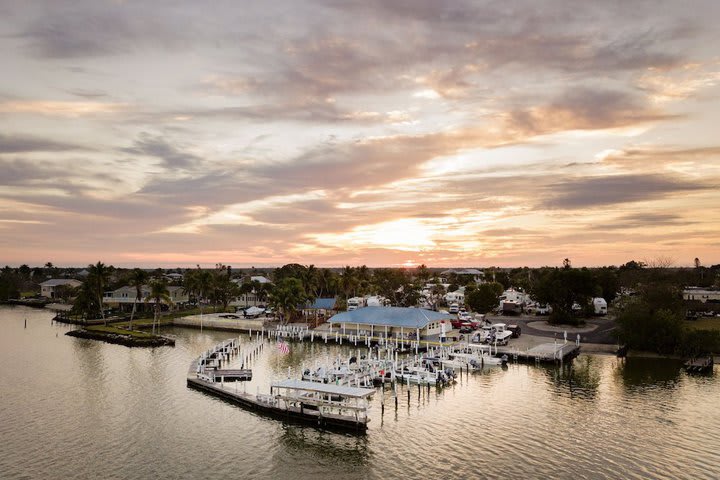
[39,279,82,298]
[439,269,485,284]
[684,287,720,303]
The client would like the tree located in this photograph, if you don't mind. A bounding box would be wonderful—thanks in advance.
[211,266,238,312]
[128,268,149,330]
[316,268,337,298]
[269,277,307,324]
[87,261,113,325]
[186,267,213,313]
[532,267,595,325]
[467,282,504,314]
[0,266,21,301]
[340,266,357,300]
[415,264,431,284]
[145,279,172,334]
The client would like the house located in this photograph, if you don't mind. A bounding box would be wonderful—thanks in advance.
[327,306,453,341]
[103,285,189,311]
[39,279,82,298]
[439,269,485,284]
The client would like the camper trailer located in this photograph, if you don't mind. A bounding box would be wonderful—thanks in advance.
[593,297,608,315]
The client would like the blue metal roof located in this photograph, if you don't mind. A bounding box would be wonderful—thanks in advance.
[308,297,337,310]
[328,307,452,329]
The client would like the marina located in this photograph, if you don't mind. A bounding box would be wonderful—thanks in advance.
[2,307,719,480]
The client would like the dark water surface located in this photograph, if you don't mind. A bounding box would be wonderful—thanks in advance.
[1,306,718,479]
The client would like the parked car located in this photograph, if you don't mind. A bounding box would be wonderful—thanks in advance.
[459,324,473,334]
[507,324,521,338]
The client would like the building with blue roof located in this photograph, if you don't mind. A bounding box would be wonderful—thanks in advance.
[327,306,453,340]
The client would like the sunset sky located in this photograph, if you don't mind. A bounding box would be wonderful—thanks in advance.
[1,1,719,268]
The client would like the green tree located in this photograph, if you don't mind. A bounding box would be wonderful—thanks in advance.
[146,279,172,334]
[467,282,504,314]
[0,266,21,300]
[532,267,595,325]
[211,265,238,312]
[87,261,113,325]
[340,266,357,300]
[128,268,149,330]
[269,277,307,324]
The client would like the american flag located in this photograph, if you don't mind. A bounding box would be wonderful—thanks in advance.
[277,341,290,354]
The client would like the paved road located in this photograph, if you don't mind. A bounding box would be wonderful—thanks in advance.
[484,314,618,344]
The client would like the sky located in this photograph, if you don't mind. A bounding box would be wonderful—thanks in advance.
[1,0,719,269]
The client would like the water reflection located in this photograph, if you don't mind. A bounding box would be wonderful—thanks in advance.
[279,425,370,466]
[615,357,683,391]
[541,356,601,399]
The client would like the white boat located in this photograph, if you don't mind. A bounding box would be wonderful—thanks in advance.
[394,364,453,385]
[488,323,513,345]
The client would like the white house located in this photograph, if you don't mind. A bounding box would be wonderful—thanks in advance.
[103,284,189,310]
[40,279,82,298]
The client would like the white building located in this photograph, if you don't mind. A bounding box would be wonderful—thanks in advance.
[103,285,189,309]
[39,279,82,298]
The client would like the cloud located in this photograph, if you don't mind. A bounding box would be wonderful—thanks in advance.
[0,100,126,116]
[542,174,711,209]
[121,133,201,170]
[0,133,87,153]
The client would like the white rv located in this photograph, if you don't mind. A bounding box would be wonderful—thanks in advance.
[347,297,365,311]
[592,297,608,315]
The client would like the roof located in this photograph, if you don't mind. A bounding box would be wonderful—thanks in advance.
[272,379,375,398]
[328,306,452,329]
[40,279,82,287]
[307,297,337,310]
[441,269,484,276]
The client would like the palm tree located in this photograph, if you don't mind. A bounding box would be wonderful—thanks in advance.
[88,261,112,325]
[340,266,357,300]
[145,279,172,335]
[128,268,148,330]
[316,268,336,298]
[269,278,307,324]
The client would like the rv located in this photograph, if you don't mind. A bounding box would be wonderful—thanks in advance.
[347,297,365,311]
[592,297,608,315]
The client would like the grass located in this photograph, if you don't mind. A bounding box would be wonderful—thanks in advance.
[685,316,720,331]
[86,325,156,338]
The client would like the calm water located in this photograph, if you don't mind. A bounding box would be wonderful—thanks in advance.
[1,306,719,480]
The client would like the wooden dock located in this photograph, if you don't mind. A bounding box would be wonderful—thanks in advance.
[497,342,581,363]
[684,356,714,373]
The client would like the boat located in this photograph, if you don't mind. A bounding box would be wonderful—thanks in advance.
[394,364,454,385]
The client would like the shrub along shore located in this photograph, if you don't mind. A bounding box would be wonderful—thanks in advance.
[66,325,175,347]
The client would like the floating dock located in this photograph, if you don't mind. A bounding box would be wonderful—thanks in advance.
[497,342,581,363]
[187,368,372,432]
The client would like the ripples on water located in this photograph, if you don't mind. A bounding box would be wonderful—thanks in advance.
[1,306,719,480]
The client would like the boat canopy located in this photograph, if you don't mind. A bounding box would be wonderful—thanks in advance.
[272,379,375,398]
